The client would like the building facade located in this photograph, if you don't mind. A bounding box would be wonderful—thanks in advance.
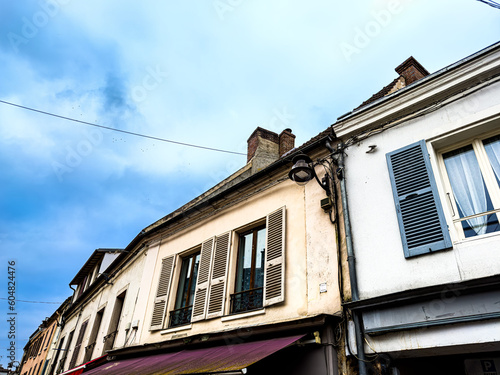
[19,304,65,375]
[332,42,500,374]
[49,127,346,375]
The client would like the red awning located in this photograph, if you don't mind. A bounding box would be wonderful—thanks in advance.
[83,334,304,375]
[59,355,108,375]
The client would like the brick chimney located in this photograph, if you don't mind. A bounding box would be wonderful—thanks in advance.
[279,128,295,157]
[247,127,295,173]
[247,127,279,163]
[395,56,430,85]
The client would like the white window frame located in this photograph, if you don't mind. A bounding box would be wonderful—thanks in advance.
[434,128,500,241]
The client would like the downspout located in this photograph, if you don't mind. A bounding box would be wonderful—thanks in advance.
[337,145,368,375]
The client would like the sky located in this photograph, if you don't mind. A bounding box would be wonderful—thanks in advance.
[0,0,499,365]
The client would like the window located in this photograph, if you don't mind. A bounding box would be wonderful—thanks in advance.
[83,307,105,362]
[386,140,452,258]
[102,291,126,353]
[149,207,285,330]
[58,330,74,373]
[43,324,55,351]
[442,134,500,239]
[68,320,88,369]
[168,251,200,328]
[49,336,64,375]
[230,226,266,314]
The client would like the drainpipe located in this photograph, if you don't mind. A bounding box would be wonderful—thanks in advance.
[337,145,368,375]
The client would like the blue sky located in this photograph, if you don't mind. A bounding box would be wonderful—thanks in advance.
[0,0,499,365]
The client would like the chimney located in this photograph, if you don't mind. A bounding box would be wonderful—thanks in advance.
[247,127,279,162]
[279,128,295,157]
[247,127,296,174]
[395,56,430,85]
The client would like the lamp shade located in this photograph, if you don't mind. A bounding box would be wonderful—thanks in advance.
[288,154,314,186]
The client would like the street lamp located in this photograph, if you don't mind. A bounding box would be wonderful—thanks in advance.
[288,154,331,195]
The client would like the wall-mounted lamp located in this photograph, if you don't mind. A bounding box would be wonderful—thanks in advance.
[288,154,330,195]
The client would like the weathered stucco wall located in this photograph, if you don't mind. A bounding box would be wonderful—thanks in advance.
[139,176,341,344]
[56,250,150,371]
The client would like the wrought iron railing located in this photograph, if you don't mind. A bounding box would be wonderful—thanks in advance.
[230,288,263,314]
[168,306,193,328]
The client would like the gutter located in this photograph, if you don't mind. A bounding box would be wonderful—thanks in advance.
[145,133,331,236]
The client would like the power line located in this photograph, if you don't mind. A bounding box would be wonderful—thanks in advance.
[476,0,500,9]
[0,99,246,156]
[0,298,62,304]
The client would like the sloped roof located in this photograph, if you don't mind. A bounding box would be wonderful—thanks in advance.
[70,248,123,285]
[351,56,429,112]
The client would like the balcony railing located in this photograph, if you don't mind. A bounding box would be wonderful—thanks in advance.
[168,305,193,328]
[230,288,263,314]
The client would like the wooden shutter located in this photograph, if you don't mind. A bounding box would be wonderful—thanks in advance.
[68,320,88,369]
[206,232,231,319]
[264,206,286,306]
[150,255,175,330]
[386,140,452,258]
[191,237,215,322]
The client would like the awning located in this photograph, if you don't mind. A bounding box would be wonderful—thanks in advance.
[83,334,304,375]
[60,355,108,375]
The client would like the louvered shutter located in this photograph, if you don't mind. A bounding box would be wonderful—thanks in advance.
[263,206,286,306]
[150,255,175,330]
[68,320,88,369]
[191,237,215,322]
[386,140,452,258]
[206,232,231,319]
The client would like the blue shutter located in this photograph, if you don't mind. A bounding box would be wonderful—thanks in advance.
[386,140,452,258]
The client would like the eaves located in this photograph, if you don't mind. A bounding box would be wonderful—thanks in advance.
[140,132,333,240]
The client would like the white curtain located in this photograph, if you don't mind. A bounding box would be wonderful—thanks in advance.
[484,137,500,187]
[444,148,488,236]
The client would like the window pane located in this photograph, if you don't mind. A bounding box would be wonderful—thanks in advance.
[443,145,500,237]
[187,254,200,307]
[254,228,266,289]
[484,134,500,188]
[236,233,253,293]
[175,253,200,309]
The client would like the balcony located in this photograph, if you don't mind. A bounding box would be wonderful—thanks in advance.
[230,288,263,314]
[168,306,193,328]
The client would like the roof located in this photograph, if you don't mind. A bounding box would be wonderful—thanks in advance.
[70,248,123,285]
[351,56,430,112]
[336,40,500,123]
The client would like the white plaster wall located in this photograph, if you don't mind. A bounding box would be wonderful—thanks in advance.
[343,82,500,299]
[139,177,341,344]
[56,250,150,370]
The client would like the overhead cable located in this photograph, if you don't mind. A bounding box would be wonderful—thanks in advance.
[0,99,246,156]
